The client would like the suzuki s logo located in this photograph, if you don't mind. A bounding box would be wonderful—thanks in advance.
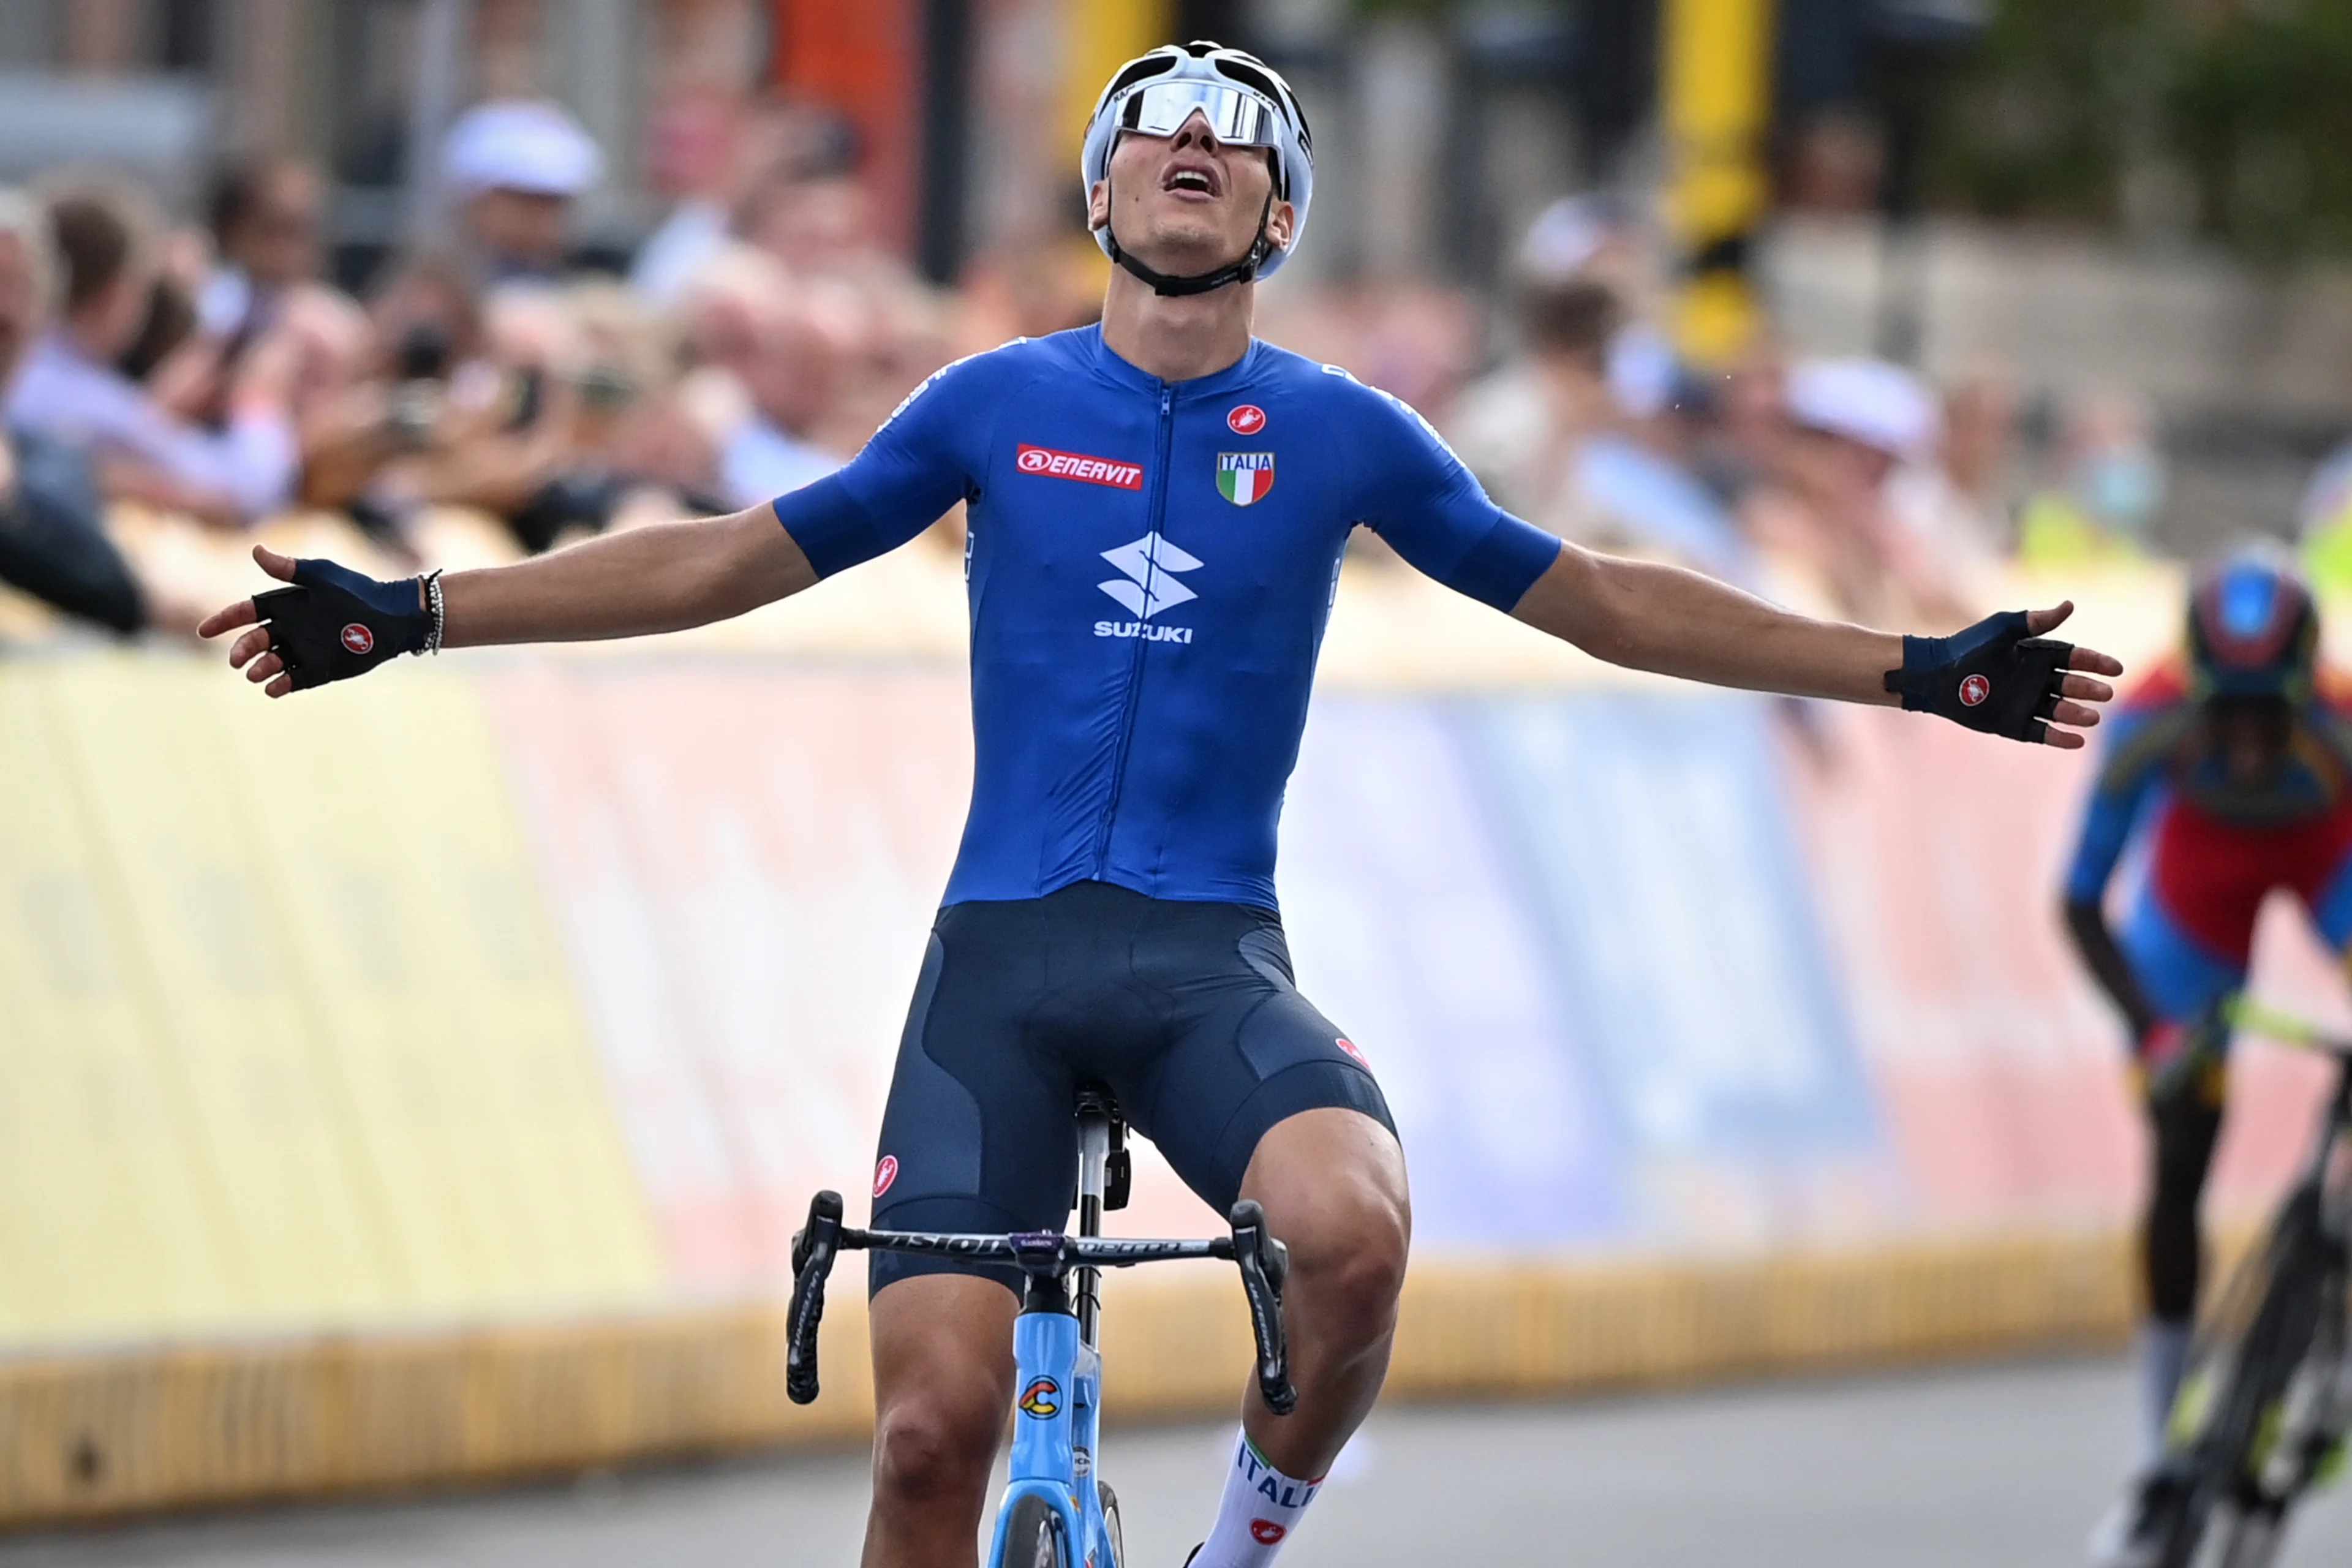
[1098,533,1199,617]
[1018,1377,1060,1418]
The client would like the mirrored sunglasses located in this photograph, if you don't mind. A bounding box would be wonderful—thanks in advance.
[1116,81,1280,147]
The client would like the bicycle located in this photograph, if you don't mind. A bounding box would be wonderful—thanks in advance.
[2138,1000,2352,1567]
[784,1087,1296,1567]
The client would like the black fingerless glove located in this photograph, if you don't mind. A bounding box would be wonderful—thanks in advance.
[1882,609,2075,744]
[252,557,429,691]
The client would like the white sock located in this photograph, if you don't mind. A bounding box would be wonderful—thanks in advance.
[2139,1319,2193,1466]
[1192,1428,1322,1567]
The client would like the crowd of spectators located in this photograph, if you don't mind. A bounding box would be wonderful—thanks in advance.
[0,100,2205,651]
[1440,194,2194,641]
[0,94,1049,645]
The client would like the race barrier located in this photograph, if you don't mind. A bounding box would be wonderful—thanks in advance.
[2,554,2345,1523]
[1,1235,2149,1528]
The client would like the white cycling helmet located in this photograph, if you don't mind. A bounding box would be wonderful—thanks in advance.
[1080,40,1314,295]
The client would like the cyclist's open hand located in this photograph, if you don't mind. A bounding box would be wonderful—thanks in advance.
[1885,602,2123,750]
[199,543,429,698]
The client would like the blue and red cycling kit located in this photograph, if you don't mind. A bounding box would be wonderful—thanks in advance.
[771,326,1562,1292]
[2064,625,2352,1408]
[2065,661,2352,1033]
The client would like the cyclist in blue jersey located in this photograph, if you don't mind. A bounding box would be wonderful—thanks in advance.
[202,42,2122,1568]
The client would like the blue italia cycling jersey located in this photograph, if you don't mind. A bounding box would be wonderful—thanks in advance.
[774,325,1562,909]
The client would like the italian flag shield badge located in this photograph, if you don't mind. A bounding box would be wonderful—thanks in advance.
[1216,451,1275,507]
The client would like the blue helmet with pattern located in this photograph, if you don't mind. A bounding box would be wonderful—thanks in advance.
[2188,544,2319,703]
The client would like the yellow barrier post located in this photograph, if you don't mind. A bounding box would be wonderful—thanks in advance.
[1661,0,1774,364]
[1063,0,1172,148]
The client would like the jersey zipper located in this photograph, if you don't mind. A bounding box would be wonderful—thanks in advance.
[1091,383,1177,876]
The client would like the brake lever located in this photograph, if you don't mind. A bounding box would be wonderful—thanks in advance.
[1227,1199,1297,1416]
[786,1191,845,1406]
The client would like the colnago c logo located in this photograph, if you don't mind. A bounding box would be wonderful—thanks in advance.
[1017,1376,1060,1418]
[1096,532,1201,646]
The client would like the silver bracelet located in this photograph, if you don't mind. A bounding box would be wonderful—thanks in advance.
[421,568,445,656]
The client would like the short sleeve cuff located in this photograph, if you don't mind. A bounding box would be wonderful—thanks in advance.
[773,473,892,579]
[1442,513,1562,612]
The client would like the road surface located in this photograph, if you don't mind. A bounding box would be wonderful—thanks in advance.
[6,1356,2350,1566]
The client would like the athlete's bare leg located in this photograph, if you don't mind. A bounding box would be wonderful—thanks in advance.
[1235,1106,1412,1477]
[863,1273,1018,1568]
[859,1110,1405,1564]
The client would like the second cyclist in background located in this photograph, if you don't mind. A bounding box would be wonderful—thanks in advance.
[2065,545,2352,1567]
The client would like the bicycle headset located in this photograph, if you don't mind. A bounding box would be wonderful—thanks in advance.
[2187,545,2319,704]
[1080,41,1314,297]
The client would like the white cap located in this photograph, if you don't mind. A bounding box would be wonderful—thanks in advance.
[442,99,604,197]
[1785,357,1939,461]
[1517,194,1636,284]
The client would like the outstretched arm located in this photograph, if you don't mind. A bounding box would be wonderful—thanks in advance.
[201,503,815,697]
[2056,756,2162,1036]
[1506,543,2124,747]
[439,503,814,647]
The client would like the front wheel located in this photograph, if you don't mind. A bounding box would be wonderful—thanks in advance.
[2155,1198,2339,1568]
[1099,1481,1126,1566]
[1000,1493,1071,1568]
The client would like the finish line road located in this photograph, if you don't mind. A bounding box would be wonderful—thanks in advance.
[7,1357,2350,1567]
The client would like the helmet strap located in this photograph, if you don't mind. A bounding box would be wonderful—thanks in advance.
[1101,184,1275,298]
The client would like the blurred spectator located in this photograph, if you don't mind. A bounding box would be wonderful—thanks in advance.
[2015,390,2166,565]
[4,180,298,527]
[1515,194,1676,420]
[1639,346,1797,522]
[686,249,845,509]
[1888,368,2019,574]
[1449,277,1749,581]
[443,99,605,290]
[296,251,486,527]
[0,187,145,634]
[326,262,713,556]
[178,154,370,412]
[744,170,885,284]
[631,97,856,312]
[959,239,1107,346]
[199,156,322,331]
[1450,277,1621,519]
[116,272,200,385]
[630,92,745,310]
[1746,357,1972,627]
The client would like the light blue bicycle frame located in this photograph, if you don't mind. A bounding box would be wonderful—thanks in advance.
[984,1109,1119,1567]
